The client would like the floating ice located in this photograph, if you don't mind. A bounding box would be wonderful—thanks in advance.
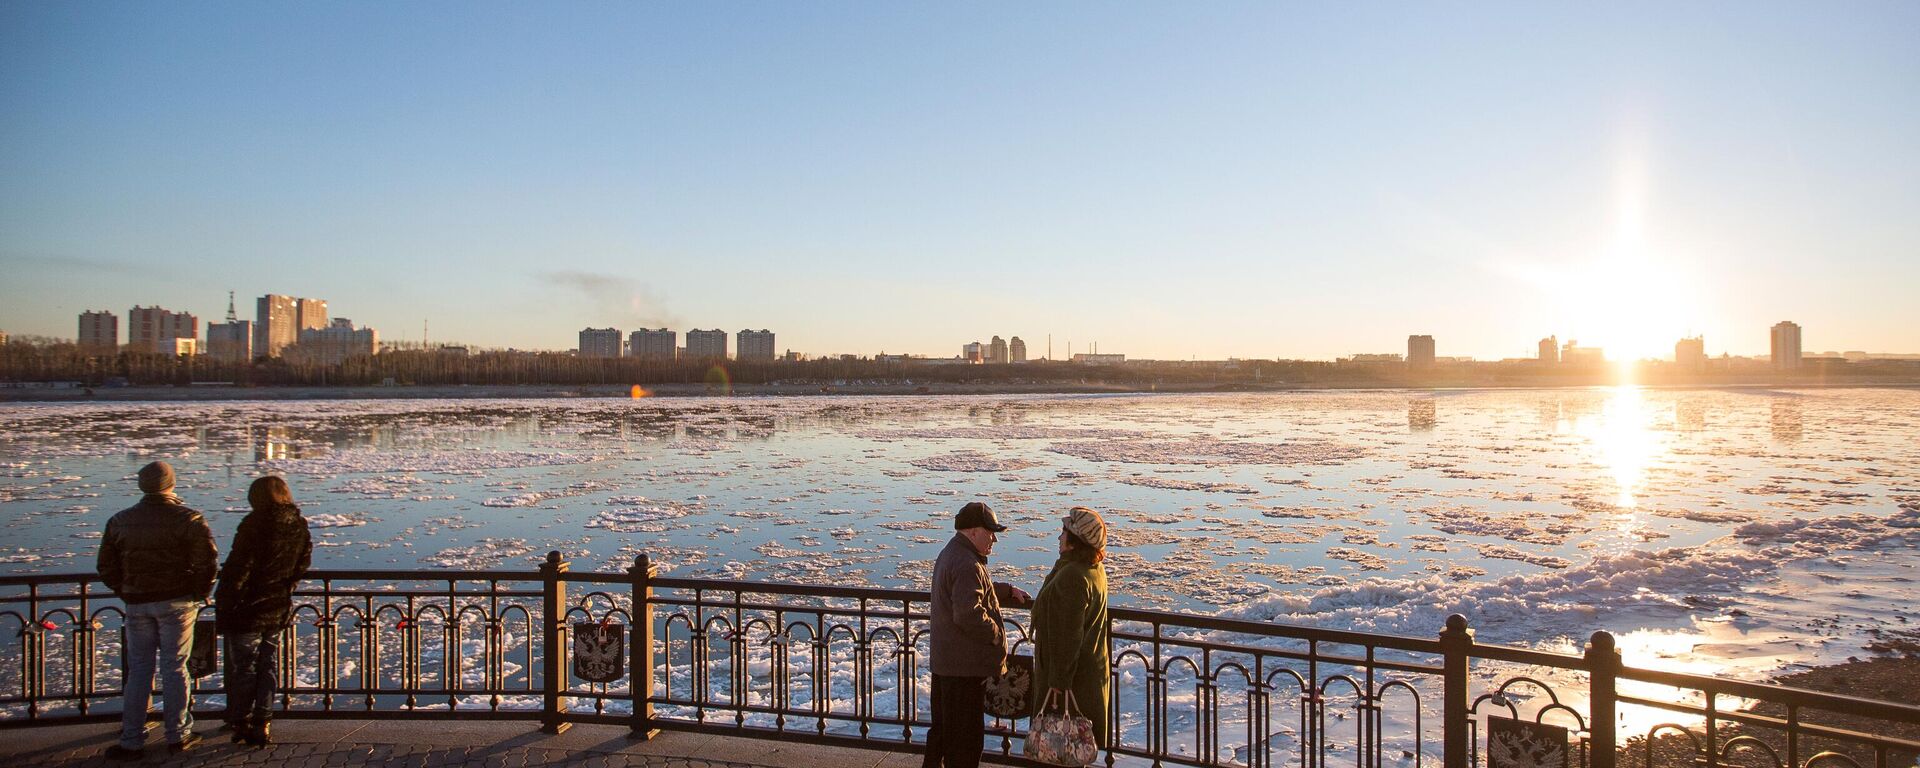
[307,513,370,528]
[1048,437,1365,466]
[909,452,1039,472]
[1119,476,1259,494]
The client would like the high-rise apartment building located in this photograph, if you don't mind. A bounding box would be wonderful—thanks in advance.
[128,306,198,354]
[578,328,623,358]
[256,295,300,358]
[685,329,728,359]
[988,336,1009,364]
[293,318,378,365]
[79,310,118,352]
[737,329,775,361]
[962,342,984,363]
[1675,336,1706,371]
[629,328,677,360]
[1771,321,1802,370]
[1538,336,1559,364]
[1009,337,1027,363]
[1407,335,1436,367]
[296,298,329,332]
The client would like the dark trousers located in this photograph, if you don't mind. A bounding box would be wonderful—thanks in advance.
[223,630,283,725]
[923,674,987,768]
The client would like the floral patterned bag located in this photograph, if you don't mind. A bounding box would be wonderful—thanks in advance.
[1024,689,1098,767]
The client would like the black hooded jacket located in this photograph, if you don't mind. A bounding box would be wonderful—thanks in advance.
[214,503,313,633]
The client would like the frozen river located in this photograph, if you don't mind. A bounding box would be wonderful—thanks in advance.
[3,387,1916,683]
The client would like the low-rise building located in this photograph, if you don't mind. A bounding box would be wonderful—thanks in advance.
[1560,340,1605,366]
[292,318,379,365]
[207,320,254,362]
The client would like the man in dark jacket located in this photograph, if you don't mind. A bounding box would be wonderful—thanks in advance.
[97,461,217,759]
[925,502,1029,768]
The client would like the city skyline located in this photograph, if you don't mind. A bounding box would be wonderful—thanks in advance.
[35,301,1913,364]
[3,4,1918,359]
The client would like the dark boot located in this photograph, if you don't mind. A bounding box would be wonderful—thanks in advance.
[228,715,250,744]
[245,718,271,748]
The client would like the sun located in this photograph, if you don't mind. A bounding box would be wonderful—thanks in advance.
[1545,133,1716,364]
[1556,243,1701,363]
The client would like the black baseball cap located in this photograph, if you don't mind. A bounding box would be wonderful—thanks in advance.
[954,501,1007,532]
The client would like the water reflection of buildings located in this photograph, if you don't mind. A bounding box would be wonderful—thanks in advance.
[968,403,1031,426]
[1770,398,1803,442]
[1408,398,1436,432]
[256,426,302,461]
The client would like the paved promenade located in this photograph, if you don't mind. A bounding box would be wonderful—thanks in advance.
[4,720,936,768]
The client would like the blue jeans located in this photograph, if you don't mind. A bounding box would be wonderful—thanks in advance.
[120,599,200,748]
[223,630,283,724]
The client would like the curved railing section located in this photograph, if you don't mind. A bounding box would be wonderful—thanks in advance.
[3,555,1917,768]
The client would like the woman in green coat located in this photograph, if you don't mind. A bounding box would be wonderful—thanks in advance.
[1030,506,1111,749]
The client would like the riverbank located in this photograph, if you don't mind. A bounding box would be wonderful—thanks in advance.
[5,379,1920,402]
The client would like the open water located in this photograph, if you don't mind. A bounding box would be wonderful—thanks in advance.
[3,388,1916,683]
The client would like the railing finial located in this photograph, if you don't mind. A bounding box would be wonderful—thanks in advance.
[1443,613,1470,636]
[1588,629,1615,653]
[546,550,563,566]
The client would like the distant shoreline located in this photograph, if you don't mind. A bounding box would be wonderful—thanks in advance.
[4,380,1919,403]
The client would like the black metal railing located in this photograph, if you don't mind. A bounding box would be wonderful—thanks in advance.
[4,555,1917,768]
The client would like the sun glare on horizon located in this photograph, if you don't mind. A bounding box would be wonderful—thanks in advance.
[1535,133,1718,364]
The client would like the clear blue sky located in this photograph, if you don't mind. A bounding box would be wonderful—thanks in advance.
[3,3,1916,360]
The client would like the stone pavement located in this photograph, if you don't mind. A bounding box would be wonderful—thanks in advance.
[3,719,937,768]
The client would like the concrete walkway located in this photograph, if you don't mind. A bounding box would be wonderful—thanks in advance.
[3,720,936,768]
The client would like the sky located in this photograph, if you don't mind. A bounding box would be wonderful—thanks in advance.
[2,3,1917,361]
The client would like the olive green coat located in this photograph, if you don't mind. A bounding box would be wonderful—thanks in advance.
[1029,555,1110,748]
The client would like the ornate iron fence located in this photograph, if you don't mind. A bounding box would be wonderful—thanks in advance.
[4,554,1917,767]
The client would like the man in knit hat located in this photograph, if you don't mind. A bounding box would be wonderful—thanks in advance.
[98,461,217,759]
[925,501,1030,768]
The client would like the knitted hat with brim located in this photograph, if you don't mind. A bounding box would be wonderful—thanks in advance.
[1063,506,1106,551]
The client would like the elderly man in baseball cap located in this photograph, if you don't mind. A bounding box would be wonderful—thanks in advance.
[924,501,1030,768]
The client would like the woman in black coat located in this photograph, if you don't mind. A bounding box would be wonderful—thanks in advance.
[216,476,312,747]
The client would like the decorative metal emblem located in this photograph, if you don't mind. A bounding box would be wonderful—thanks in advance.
[1487,716,1569,768]
[572,621,624,683]
[985,653,1033,719]
[189,620,218,678]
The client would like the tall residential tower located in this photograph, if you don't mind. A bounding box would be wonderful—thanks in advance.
[1771,321,1802,370]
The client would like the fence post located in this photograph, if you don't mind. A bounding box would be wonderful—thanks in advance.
[541,550,571,734]
[1586,631,1619,768]
[1440,613,1474,768]
[629,552,659,739]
